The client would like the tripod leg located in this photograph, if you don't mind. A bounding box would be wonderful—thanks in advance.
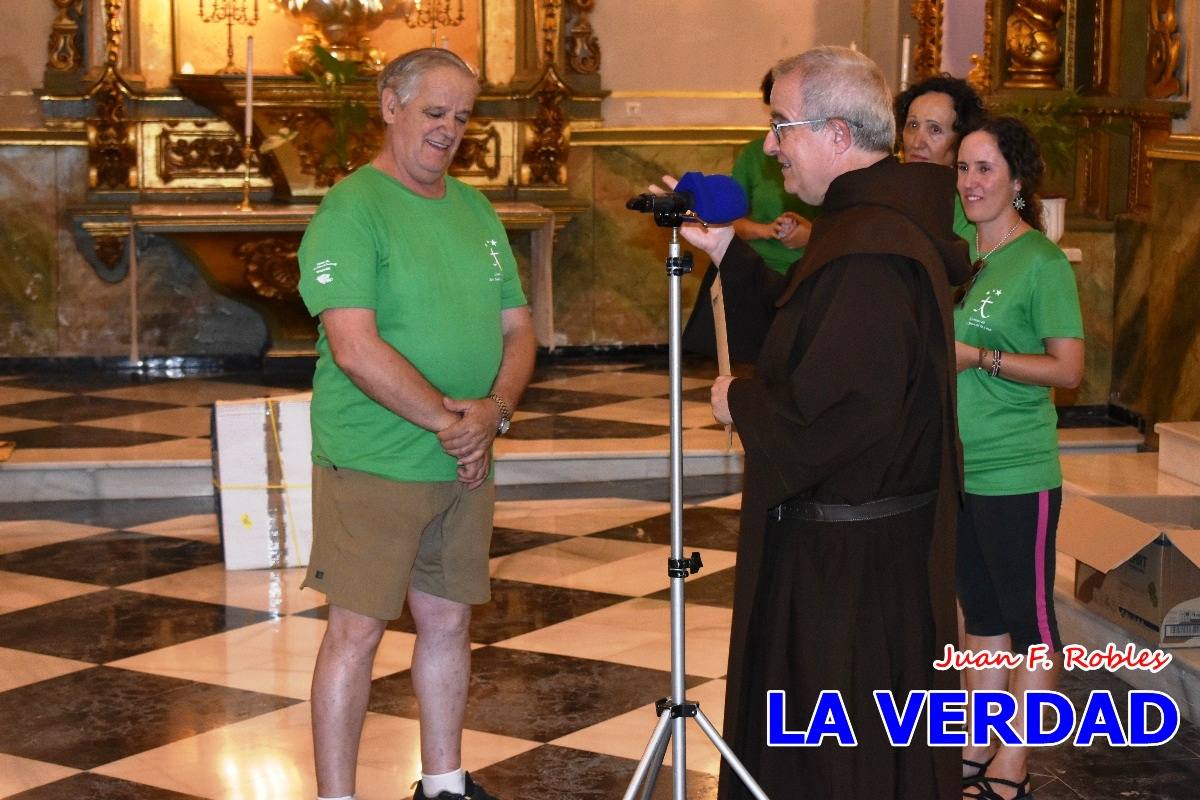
[637,718,674,800]
[692,708,771,800]
[623,710,674,800]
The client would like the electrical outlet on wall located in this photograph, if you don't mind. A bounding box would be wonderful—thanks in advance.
[625,101,641,117]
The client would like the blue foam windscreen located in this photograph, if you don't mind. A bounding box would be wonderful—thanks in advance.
[675,172,749,224]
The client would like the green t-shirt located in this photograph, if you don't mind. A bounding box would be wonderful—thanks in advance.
[953,192,974,242]
[731,136,819,274]
[954,230,1084,495]
[298,165,527,482]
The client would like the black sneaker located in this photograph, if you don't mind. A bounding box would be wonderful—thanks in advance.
[412,772,499,800]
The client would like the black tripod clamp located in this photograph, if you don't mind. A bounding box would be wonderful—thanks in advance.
[666,250,693,277]
[667,551,703,578]
[655,697,701,718]
[665,224,695,277]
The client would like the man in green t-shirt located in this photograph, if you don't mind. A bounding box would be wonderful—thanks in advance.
[298,48,535,800]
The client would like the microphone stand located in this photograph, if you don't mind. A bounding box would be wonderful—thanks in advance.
[622,224,770,800]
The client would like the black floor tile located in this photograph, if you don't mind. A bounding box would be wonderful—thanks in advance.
[0,530,221,586]
[1027,667,1200,799]
[369,646,705,742]
[528,364,610,382]
[211,371,315,390]
[518,386,636,414]
[1046,754,1200,799]
[1021,775,1083,799]
[1,424,181,450]
[495,473,741,503]
[488,527,571,558]
[590,506,741,551]
[0,496,216,526]
[6,772,210,800]
[464,743,716,800]
[507,415,669,440]
[391,578,628,644]
[1056,404,1126,429]
[681,385,716,402]
[298,579,628,645]
[0,588,272,662]
[0,395,182,423]
[646,566,735,609]
[2,374,172,394]
[0,666,296,770]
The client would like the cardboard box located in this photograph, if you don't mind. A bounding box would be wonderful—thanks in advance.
[1060,494,1200,647]
[212,394,313,570]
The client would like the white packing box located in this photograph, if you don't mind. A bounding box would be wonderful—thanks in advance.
[212,394,313,570]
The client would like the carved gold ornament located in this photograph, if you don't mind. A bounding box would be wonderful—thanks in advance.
[1146,0,1182,99]
[158,127,256,183]
[966,6,993,94]
[47,0,83,72]
[87,0,138,189]
[237,237,302,299]
[910,0,943,82]
[277,0,415,74]
[565,0,600,74]
[1004,0,1065,89]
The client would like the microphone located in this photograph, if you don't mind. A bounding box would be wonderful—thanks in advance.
[626,172,748,227]
[675,172,748,224]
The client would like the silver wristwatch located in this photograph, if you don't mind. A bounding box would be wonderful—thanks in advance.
[488,393,512,435]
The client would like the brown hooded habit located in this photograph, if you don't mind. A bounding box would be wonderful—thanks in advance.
[702,157,972,800]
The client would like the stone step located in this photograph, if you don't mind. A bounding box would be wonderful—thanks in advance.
[1,425,1142,502]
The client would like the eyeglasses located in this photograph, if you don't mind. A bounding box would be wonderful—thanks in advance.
[769,117,862,140]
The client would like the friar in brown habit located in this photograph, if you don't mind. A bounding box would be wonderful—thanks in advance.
[676,47,972,800]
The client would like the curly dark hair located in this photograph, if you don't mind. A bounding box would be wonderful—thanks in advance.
[760,70,774,105]
[970,115,1045,231]
[893,74,986,141]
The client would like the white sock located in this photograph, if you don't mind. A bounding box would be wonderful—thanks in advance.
[421,768,465,797]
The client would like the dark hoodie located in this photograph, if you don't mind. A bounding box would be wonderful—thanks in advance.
[710,155,970,800]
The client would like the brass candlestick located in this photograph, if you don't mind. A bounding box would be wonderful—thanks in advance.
[199,0,260,74]
[405,0,465,47]
[239,142,254,211]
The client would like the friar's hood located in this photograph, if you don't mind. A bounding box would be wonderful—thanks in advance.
[821,155,973,286]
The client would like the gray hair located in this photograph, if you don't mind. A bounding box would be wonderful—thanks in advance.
[773,46,895,153]
[377,48,478,106]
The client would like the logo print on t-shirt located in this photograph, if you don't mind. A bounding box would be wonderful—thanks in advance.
[485,239,503,283]
[973,287,1002,319]
[314,259,335,285]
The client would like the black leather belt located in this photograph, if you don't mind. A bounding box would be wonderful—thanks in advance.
[769,490,938,523]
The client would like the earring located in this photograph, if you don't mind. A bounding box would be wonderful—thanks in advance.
[1012,193,1027,211]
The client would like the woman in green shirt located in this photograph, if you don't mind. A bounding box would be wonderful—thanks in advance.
[895,74,985,240]
[953,117,1085,800]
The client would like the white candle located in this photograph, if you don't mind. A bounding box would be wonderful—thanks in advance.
[244,36,254,143]
[900,34,911,90]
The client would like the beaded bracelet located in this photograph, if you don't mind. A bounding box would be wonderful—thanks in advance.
[989,349,1003,377]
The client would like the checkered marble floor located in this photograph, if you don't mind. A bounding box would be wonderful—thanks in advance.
[2,480,1199,800]
[0,357,1182,798]
[0,358,734,469]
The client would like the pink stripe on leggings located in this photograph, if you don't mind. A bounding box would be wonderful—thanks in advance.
[1034,490,1054,646]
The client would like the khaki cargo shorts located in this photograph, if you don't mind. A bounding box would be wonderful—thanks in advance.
[301,464,495,620]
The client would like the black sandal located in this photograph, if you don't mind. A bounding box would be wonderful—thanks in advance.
[962,774,1032,799]
[961,753,995,786]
